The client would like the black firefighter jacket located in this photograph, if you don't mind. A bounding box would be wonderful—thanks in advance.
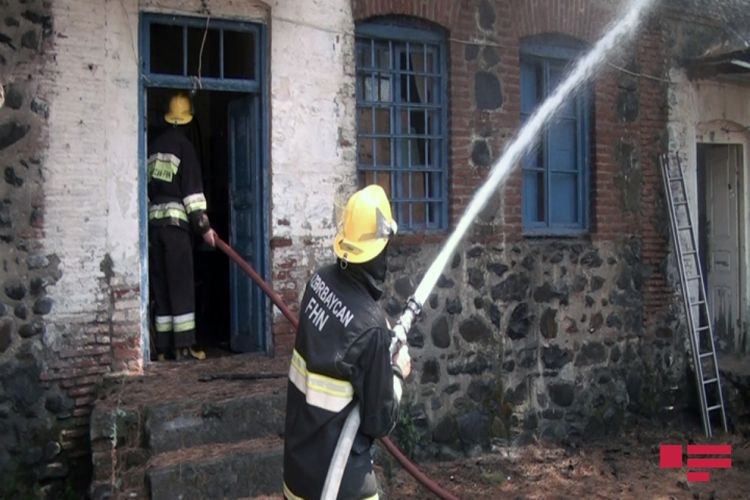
[283,263,403,500]
[147,126,210,234]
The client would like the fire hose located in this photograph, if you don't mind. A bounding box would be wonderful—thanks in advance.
[214,237,460,500]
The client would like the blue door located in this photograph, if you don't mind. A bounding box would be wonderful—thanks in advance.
[228,96,266,352]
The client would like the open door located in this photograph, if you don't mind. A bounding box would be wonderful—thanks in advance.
[702,144,742,352]
[228,96,266,352]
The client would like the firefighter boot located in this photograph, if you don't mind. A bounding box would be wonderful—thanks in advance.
[175,346,206,361]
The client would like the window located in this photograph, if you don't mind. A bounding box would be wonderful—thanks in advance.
[355,21,448,231]
[143,15,260,90]
[521,35,590,234]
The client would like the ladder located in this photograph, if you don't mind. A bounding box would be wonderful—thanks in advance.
[660,154,728,437]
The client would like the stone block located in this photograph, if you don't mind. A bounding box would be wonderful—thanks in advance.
[549,383,575,407]
[475,71,502,110]
[458,315,492,343]
[506,303,530,340]
[147,437,283,499]
[542,345,572,370]
[145,391,285,454]
[430,316,450,348]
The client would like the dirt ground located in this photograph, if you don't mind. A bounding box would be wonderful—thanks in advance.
[382,424,750,499]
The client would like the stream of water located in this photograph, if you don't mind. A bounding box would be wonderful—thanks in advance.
[411,0,658,307]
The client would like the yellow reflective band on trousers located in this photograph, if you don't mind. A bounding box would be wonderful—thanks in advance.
[149,202,188,222]
[282,481,378,500]
[282,482,303,500]
[172,312,195,333]
[289,349,354,413]
[148,153,180,183]
[183,193,207,214]
[155,315,172,333]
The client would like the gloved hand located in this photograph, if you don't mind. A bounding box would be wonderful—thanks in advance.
[202,228,217,247]
[392,344,411,380]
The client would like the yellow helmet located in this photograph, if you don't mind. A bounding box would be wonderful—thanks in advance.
[334,185,398,264]
[164,93,193,125]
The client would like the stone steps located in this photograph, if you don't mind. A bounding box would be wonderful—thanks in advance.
[144,388,286,454]
[90,353,290,500]
[147,436,284,500]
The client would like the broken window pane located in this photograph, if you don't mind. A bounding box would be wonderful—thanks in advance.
[358,107,373,134]
[223,30,255,80]
[150,23,183,75]
[355,24,446,231]
[187,26,220,78]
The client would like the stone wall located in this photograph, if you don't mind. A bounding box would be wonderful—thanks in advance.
[386,238,690,456]
[0,0,86,497]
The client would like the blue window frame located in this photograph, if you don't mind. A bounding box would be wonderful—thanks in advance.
[355,21,448,231]
[140,14,262,92]
[521,35,591,235]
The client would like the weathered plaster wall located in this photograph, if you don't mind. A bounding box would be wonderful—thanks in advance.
[268,0,358,352]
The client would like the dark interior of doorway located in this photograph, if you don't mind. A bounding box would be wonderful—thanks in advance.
[697,144,708,286]
[147,87,247,357]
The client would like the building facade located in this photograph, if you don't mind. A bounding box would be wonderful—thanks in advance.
[0,0,746,495]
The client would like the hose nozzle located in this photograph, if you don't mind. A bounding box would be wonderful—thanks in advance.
[390,297,422,354]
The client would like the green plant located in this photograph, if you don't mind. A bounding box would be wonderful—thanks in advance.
[394,404,421,459]
[0,464,42,500]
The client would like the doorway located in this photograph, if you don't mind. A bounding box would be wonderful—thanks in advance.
[140,14,269,359]
[697,143,745,353]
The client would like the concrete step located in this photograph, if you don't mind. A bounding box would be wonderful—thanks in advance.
[144,380,287,454]
[91,353,291,499]
[147,436,283,500]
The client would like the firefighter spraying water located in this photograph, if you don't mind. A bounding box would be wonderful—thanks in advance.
[322,0,657,497]
[282,185,411,500]
[213,0,659,496]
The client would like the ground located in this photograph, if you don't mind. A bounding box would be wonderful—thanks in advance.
[92,353,749,499]
[381,423,750,499]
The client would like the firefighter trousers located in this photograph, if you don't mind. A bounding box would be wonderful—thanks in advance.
[149,224,196,353]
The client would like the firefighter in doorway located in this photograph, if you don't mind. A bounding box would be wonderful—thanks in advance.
[148,92,217,361]
[283,185,412,499]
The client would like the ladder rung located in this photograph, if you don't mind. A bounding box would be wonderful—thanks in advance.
[673,201,688,206]
[677,226,693,231]
[707,405,723,412]
[695,325,710,331]
[699,351,714,359]
[682,250,697,256]
[690,300,705,306]
[669,176,684,181]
[686,275,701,281]
[703,378,718,385]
